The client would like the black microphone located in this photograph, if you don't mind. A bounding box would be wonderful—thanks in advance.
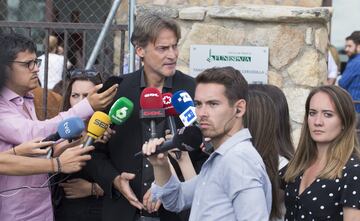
[134,126,203,157]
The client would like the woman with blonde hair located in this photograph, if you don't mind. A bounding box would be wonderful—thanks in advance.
[281,85,360,220]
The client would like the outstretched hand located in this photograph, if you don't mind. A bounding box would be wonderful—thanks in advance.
[113,172,144,210]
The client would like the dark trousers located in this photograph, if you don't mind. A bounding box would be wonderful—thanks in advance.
[55,198,102,221]
[134,215,160,221]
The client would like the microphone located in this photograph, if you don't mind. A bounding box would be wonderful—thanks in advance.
[163,92,182,158]
[172,90,214,154]
[42,117,85,158]
[108,97,134,125]
[83,111,111,147]
[139,88,165,139]
[162,92,177,135]
[134,126,203,157]
[42,117,85,142]
[171,90,197,127]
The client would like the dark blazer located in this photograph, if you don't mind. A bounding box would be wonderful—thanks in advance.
[85,69,207,221]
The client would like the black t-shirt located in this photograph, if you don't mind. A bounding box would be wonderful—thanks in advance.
[280,156,360,221]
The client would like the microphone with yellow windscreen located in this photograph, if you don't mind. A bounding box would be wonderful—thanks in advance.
[83,111,111,147]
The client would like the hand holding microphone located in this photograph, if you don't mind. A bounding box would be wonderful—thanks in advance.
[83,111,111,147]
[58,144,95,174]
[41,117,85,158]
[10,138,55,157]
[135,126,203,158]
[42,117,85,142]
[95,97,134,144]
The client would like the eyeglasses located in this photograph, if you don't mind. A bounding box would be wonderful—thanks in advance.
[8,59,42,70]
[67,69,103,82]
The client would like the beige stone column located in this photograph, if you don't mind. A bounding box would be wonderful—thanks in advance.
[116,4,330,145]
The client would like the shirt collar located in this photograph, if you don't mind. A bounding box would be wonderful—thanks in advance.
[349,53,360,61]
[214,128,252,156]
[140,68,173,89]
[0,87,34,105]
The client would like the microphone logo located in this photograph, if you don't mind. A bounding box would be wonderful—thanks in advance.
[162,95,171,105]
[179,106,197,127]
[94,119,109,129]
[116,107,128,119]
[63,122,71,134]
[144,93,160,98]
[176,92,192,103]
[143,110,163,116]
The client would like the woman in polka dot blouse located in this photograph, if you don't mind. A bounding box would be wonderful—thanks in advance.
[280,85,360,220]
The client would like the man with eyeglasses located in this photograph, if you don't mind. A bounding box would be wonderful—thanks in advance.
[0,33,118,221]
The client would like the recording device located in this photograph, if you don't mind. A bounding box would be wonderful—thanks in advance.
[139,88,165,139]
[172,90,214,154]
[83,111,111,147]
[42,117,86,158]
[108,97,134,125]
[42,117,85,142]
[171,90,197,127]
[97,76,123,94]
[162,92,177,135]
[134,125,203,157]
[162,92,182,159]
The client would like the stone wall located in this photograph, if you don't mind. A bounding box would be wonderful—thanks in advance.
[114,4,331,145]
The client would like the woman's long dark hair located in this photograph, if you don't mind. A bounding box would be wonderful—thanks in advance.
[249,84,295,160]
[244,90,281,220]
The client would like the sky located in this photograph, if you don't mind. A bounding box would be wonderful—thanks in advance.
[331,0,360,49]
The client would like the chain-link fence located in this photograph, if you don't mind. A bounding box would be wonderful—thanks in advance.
[0,0,128,119]
[0,0,128,81]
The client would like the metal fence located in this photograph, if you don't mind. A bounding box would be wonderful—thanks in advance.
[0,0,128,119]
[0,0,128,78]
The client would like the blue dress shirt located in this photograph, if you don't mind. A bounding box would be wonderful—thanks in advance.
[152,129,272,221]
[339,54,360,112]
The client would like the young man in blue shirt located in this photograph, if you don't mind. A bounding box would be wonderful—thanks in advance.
[143,67,272,221]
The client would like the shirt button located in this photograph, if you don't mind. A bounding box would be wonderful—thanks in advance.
[144,183,148,186]
[145,164,149,168]
[202,182,206,186]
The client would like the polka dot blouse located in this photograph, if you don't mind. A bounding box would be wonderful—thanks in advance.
[280,156,360,220]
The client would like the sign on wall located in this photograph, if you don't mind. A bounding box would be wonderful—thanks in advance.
[189,45,269,84]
